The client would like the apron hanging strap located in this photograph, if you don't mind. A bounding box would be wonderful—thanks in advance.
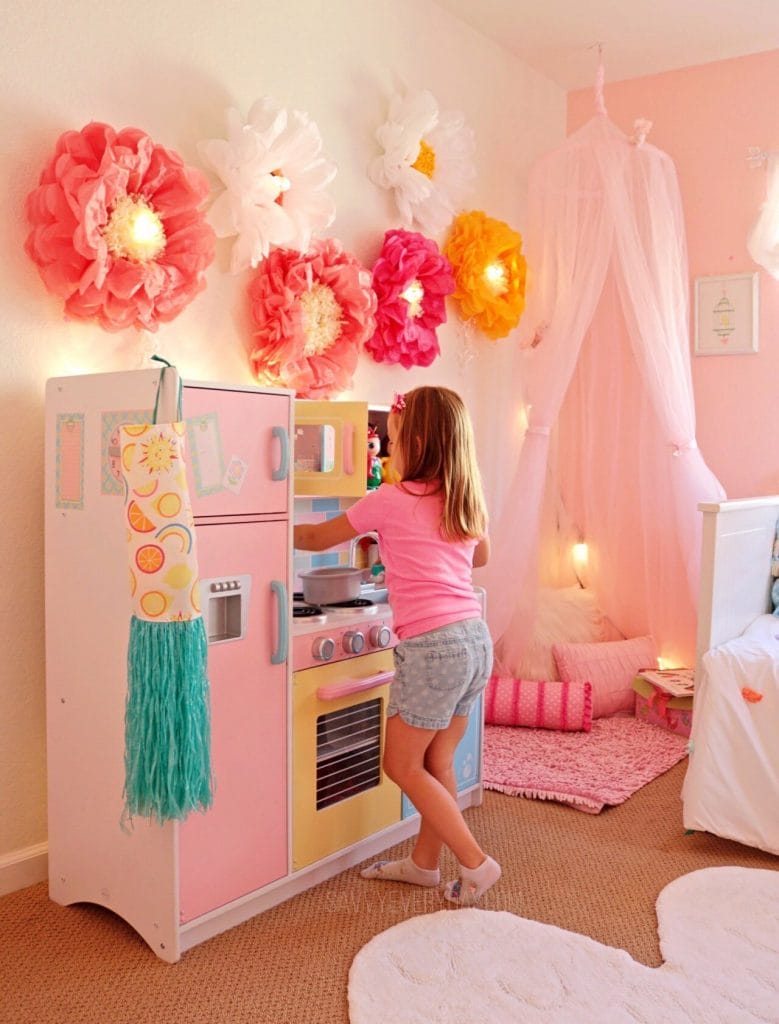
[151,354,183,423]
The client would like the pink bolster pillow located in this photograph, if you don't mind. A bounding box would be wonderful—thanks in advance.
[484,675,593,732]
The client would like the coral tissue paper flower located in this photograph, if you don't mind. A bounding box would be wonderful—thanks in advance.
[369,89,475,237]
[366,229,454,368]
[247,239,376,399]
[24,122,214,332]
[198,98,337,274]
[444,210,527,340]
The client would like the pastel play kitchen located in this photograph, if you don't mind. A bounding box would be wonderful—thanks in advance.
[44,366,484,963]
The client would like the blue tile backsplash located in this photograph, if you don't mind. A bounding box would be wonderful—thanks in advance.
[311,498,341,512]
[293,496,358,591]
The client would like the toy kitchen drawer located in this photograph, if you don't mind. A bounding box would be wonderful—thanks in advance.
[294,400,367,498]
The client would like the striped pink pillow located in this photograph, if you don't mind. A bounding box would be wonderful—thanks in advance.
[484,675,593,731]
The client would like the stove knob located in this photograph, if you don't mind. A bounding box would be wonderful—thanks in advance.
[312,637,336,661]
[342,631,365,655]
[369,625,392,649]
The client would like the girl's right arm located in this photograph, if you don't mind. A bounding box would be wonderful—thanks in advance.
[293,513,359,552]
[473,535,490,567]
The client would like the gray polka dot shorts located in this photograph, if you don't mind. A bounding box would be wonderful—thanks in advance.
[389,618,493,730]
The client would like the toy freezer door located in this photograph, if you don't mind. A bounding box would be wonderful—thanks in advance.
[178,518,288,923]
[293,400,367,497]
[184,384,291,518]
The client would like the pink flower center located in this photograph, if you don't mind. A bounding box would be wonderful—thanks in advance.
[299,284,344,356]
[400,279,425,318]
[103,195,166,263]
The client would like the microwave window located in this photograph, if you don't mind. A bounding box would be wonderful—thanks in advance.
[294,423,336,474]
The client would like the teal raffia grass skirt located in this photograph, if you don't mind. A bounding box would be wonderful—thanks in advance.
[124,615,213,822]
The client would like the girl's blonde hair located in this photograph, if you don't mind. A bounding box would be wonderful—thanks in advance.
[393,386,487,541]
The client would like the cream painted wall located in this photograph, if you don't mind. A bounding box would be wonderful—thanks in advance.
[569,50,779,499]
[0,1,564,867]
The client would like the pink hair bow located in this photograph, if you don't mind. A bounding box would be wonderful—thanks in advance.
[391,392,406,413]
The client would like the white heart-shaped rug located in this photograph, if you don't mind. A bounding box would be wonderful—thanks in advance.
[348,867,779,1023]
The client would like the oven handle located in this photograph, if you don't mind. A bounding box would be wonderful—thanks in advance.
[316,669,394,701]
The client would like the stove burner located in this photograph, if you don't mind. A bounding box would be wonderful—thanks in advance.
[293,603,324,618]
[320,598,374,609]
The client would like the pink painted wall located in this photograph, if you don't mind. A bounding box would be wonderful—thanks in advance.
[568,51,779,498]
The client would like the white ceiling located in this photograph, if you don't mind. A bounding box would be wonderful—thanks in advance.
[434,0,779,91]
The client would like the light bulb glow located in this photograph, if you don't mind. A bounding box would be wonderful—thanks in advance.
[572,542,589,567]
[400,279,425,318]
[271,169,292,205]
[483,260,508,295]
[103,195,166,263]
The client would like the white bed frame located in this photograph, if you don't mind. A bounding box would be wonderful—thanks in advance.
[695,495,779,671]
[683,495,779,854]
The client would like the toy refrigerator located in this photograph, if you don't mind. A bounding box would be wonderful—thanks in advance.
[44,367,293,961]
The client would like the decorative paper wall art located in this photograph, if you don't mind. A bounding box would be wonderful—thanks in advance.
[444,210,527,340]
[198,98,337,274]
[24,123,215,332]
[366,228,455,368]
[369,89,475,237]
[247,239,376,399]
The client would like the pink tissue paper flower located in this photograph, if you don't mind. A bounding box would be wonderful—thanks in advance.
[25,122,215,332]
[247,238,376,399]
[366,229,455,368]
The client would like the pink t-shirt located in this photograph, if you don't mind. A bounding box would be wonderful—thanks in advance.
[346,482,482,639]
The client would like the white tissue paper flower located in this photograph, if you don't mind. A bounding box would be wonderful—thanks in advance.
[369,89,475,237]
[198,98,337,274]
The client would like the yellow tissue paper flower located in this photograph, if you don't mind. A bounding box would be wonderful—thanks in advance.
[444,210,527,340]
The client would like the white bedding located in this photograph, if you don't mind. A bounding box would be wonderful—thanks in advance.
[682,615,779,855]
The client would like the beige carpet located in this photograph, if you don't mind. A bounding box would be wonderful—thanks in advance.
[2,760,778,1024]
[349,867,779,1022]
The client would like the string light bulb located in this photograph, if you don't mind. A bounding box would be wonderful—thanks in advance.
[103,194,166,263]
[483,260,508,295]
[572,539,589,588]
[400,279,425,318]
[572,542,589,567]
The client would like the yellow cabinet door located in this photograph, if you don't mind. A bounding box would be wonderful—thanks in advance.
[294,400,367,497]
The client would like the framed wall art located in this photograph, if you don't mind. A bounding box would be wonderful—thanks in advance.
[694,272,759,355]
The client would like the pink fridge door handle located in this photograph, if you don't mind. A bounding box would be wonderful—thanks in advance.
[342,422,354,476]
[317,670,394,701]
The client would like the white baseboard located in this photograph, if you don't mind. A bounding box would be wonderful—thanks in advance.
[0,842,48,897]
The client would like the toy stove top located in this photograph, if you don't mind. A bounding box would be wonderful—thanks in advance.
[293,593,380,622]
[292,592,395,671]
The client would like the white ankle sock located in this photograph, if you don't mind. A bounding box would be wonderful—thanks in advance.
[444,855,502,904]
[360,855,440,887]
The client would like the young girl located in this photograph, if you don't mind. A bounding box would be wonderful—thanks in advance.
[293,386,500,905]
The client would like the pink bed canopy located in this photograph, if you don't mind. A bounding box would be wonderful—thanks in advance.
[479,90,726,672]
